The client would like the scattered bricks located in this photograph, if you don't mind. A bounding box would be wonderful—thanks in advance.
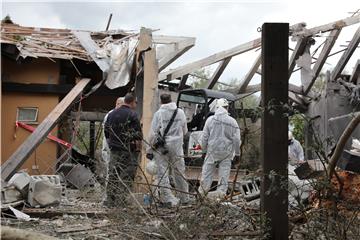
[337,150,360,174]
[28,175,62,207]
[1,186,23,204]
[8,172,31,195]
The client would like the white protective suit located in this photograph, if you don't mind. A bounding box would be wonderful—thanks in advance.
[288,138,304,165]
[199,106,241,195]
[148,102,189,206]
[101,110,113,187]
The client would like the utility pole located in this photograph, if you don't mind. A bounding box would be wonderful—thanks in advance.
[260,23,289,239]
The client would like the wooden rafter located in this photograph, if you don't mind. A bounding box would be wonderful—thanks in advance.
[330,26,360,81]
[237,54,261,93]
[206,57,232,89]
[350,60,360,83]
[304,28,342,94]
[157,37,195,72]
[289,36,310,78]
[158,38,262,82]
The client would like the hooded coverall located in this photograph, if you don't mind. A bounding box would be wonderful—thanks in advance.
[148,102,189,206]
[199,106,241,195]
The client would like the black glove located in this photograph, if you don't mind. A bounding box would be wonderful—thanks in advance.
[146,153,154,160]
[233,155,240,164]
[201,153,206,160]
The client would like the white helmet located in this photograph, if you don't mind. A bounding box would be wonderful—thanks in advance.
[288,131,293,140]
[146,160,158,175]
[216,98,229,108]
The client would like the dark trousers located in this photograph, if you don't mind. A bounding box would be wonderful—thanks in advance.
[105,150,138,207]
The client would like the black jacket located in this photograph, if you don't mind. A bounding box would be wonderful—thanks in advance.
[104,105,142,151]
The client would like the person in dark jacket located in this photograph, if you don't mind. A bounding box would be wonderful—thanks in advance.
[104,93,142,207]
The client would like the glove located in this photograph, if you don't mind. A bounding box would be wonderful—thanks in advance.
[146,153,154,160]
[201,153,206,160]
[233,155,240,164]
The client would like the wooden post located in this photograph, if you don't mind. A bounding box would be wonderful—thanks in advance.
[1,78,91,181]
[260,23,289,239]
[134,28,158,192]
[89,121,95,159]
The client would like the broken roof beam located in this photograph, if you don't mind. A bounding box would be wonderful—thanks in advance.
[72,31,110,72]
[243,83,303,95]
[237,54,261,93]
[350,60,360,83]
[330,26,360,81]
[289,37,310,78]
[206,57,232,89]
[157,37,195,72]
[159,38,262,82]
[304,28,342,95]
[292,15,360,38]
[178,74,189,90]
[1,78,91,181]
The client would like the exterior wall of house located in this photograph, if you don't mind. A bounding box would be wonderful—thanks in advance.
[1,57,60,174]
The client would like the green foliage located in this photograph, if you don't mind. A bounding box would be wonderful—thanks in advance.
[312,72,326,94]
[189,68,211,89]
[290,114,305,144]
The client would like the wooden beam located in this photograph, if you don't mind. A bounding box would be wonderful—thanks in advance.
[289,37,310,78]
[70,111,107,122]
[242,83,303,95]
[292,15,360,38]
[206,57,232,89]
[350,60,360,84]
[304,28,342,94]
[1,78,91,181]
[2,82,126,96]
[158,38,261,81]
[178,74,189,90]
[238,54,261,93]
[72,31,110,72]
[158,38,195,71]
[330,26,360,81]
[260,23,289,239]
[134,28,158,192]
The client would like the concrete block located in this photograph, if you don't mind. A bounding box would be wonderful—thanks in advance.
[236,178,261,201]
[65,164,93,189]
[8,172,31,194]
[28,175,62,207]
[1,186,23,204]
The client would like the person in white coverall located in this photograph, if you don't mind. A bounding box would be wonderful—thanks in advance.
[147,93,189,207]
[288,131,304,165]
[199,98,241,196]
[101,97,124,187]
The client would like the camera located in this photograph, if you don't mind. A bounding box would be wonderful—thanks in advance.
[153,136,169,155]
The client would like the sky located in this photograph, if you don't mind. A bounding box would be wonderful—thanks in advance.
[1,0,359,87]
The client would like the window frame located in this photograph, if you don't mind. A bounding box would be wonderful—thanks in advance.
[16,107,39,124]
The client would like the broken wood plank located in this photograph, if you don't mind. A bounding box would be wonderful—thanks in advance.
[158,38,262,81]
[21,207,107,218]
[206,57,232,89]
[292,15,360,38]
[178,74,189,90]
[72,31,110,72]
[158,38,195,71]
[289,36,310,78]
[56,223,111,234]
[304,28,342,94]
[1,79,91,181]
[330,26,360,81]
[238,54,261,93]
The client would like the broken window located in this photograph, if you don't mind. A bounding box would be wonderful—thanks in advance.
[16,107,39,123]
